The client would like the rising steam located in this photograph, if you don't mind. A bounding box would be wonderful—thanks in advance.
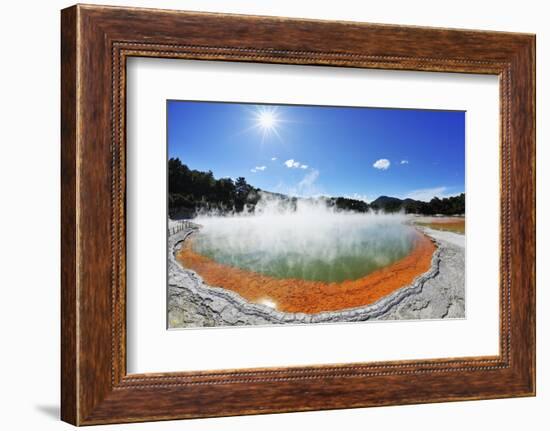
[191,195,417,282]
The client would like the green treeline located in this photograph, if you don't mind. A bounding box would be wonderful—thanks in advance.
[168,158,465,217]
[168,158,260,217]
[369,194,465,216]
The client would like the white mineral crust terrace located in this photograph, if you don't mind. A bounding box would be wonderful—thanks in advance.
[167,225,465,328]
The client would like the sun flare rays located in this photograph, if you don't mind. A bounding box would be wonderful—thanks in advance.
[251,106,282,143]
[229,105,286,145]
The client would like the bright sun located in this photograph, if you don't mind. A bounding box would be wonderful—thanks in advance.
[249,106,282,142]
[257,110,278,130]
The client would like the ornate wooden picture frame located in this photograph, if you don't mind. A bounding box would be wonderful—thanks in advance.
[61,4,535,425]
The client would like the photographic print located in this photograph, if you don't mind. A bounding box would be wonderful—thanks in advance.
[167,101,465,328]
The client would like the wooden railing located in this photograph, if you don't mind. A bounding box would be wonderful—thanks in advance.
[168,220,197,236]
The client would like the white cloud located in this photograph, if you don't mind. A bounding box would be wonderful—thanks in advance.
[405,186,452,202]
[250,165,266,173]
[400,160,409,164]
[283,159,309,170]
[284,159,302,169]
[373,159,390,170]
[271,157,277,161]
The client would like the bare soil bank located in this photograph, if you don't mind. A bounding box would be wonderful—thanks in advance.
[414,217,465,234]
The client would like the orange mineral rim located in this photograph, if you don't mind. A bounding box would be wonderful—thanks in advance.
[176,230,436,314]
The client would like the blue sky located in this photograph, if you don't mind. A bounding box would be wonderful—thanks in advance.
[167,100,465,202]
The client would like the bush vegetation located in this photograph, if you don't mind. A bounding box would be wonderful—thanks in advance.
[168,158,465,217]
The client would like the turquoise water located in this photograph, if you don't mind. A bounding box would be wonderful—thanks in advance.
[192,213,417,282]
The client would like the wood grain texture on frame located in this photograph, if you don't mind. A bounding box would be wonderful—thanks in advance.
[61,4,535,425]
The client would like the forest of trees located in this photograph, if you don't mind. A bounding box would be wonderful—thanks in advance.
[369,194,466,216]
[168,158,465,218]
[168,158,260,217]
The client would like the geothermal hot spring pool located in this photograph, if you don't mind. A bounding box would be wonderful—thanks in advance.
[176,205,436,313]
[192,215,416,282]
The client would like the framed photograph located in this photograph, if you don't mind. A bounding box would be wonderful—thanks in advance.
[165,100,466,328]
[61,4,536,425]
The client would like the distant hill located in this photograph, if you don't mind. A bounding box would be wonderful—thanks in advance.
[370,194,465,215]
[370,196,405,212]
[168,158,464,218]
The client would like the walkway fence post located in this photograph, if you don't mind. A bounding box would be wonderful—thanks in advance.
[169,220,194,236]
